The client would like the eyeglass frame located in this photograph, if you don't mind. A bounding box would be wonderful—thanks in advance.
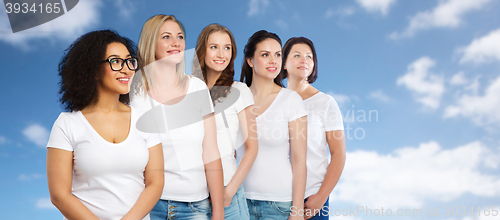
[103,57,138,71]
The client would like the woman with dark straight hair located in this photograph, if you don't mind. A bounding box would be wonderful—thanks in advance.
[280,37,346,219]
[239,30,307,220]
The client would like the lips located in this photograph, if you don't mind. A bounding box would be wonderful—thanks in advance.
[298,66,308,70]
[117,76,130,84]
[167,49,181,54]
[214,60,225,64]
[266,67,277,72]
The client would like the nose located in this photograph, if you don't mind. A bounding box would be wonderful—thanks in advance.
[216,48,224,58]
[172,38,180,47]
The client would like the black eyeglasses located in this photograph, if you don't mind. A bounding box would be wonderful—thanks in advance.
[103,57,138,71]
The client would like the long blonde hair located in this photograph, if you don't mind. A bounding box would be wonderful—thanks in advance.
[137,14,188,92]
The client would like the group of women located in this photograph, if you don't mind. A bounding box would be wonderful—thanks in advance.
[46,14,346,220]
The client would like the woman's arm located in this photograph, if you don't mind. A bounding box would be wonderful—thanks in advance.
[202,113,224,220]
[289,115,308,220]
[304,130,346,219]
[223,105,258,207]
[47,148,99,220]
[121,143,164,220]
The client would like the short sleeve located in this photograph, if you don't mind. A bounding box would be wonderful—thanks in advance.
[233,82,254,113]
[46,113,73,151]
[287,91,307,122]
[146,133,162,148]
[195,78,215,117]
[324,96,344,131]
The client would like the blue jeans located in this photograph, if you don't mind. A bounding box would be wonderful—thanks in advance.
[150,198,211,220]
[246,199,292,220]
[306,196,330,220]
[224,185,250,220]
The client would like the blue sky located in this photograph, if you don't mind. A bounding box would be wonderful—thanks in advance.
[1,0,500,219]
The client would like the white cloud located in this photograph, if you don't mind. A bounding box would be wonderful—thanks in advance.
[389,0,492,39]
[444,74,500,127]
[18,173,43,181]
[450,71,468,86]
[332,141,500,209]
[114,0,135,20]
[355,0,397,15]
[0,0,102,50]
[36,198,56,209]
[458,28,500,64]
[0,135,7,144]
[367,90,391,102]
[248,0,269,16]
[327,92,351,108]
[274,19,288,29]
[397,57,445,109]
[325,7,356,19]
[22,124,49,147]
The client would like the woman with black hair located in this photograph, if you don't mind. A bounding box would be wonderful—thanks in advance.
[46,30,164,220]
[280,37,346,220]
[239,30,307,220]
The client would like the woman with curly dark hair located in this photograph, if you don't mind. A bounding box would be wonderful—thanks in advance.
[193,24,258,220]
[46,29,164,220]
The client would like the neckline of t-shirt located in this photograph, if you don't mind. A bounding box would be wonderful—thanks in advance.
[77,108,134,146]
[149,76,193,107]
[256,88,284,119]
[304,91,323,102]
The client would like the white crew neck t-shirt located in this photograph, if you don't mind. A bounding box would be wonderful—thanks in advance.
[237,88,307,201]
[303,92,344,198]
[213,81,254,186]
[130,76,214,202]
[46,108,161,220]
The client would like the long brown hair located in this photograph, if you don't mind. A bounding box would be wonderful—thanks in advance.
[193,24,237,103]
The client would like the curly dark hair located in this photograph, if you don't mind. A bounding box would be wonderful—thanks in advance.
[240,30,283,87]
[58,30,136,112]
[279,37,318,84]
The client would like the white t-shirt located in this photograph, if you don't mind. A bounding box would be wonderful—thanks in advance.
[237,88,307,201]
[130,76,214,202]
[46,108,161,220]
[213,81,254,186]
[304,92,344,198]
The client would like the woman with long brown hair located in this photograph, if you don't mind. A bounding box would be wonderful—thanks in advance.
[193,23,258,220]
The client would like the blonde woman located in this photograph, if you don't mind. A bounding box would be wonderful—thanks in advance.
[130,15,224,220]
[194,23,258,219]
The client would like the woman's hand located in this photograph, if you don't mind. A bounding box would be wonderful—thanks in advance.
[304,193,327,219]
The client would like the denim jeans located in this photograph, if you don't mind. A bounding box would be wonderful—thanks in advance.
[246,199,292,220]
[306,196,330,220]
[224,185,250,220]
[150,198,211,220]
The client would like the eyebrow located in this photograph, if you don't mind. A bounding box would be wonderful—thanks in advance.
[292,51,312,54]
[259,50,281,53]
[107,54,132,59]
[160,31,183,35]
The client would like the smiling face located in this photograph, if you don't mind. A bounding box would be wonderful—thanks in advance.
[204,31,232,74]
[98,42,135,95]
[284,43,314,81]
[155,20,185,64]
[247,38,282,80]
